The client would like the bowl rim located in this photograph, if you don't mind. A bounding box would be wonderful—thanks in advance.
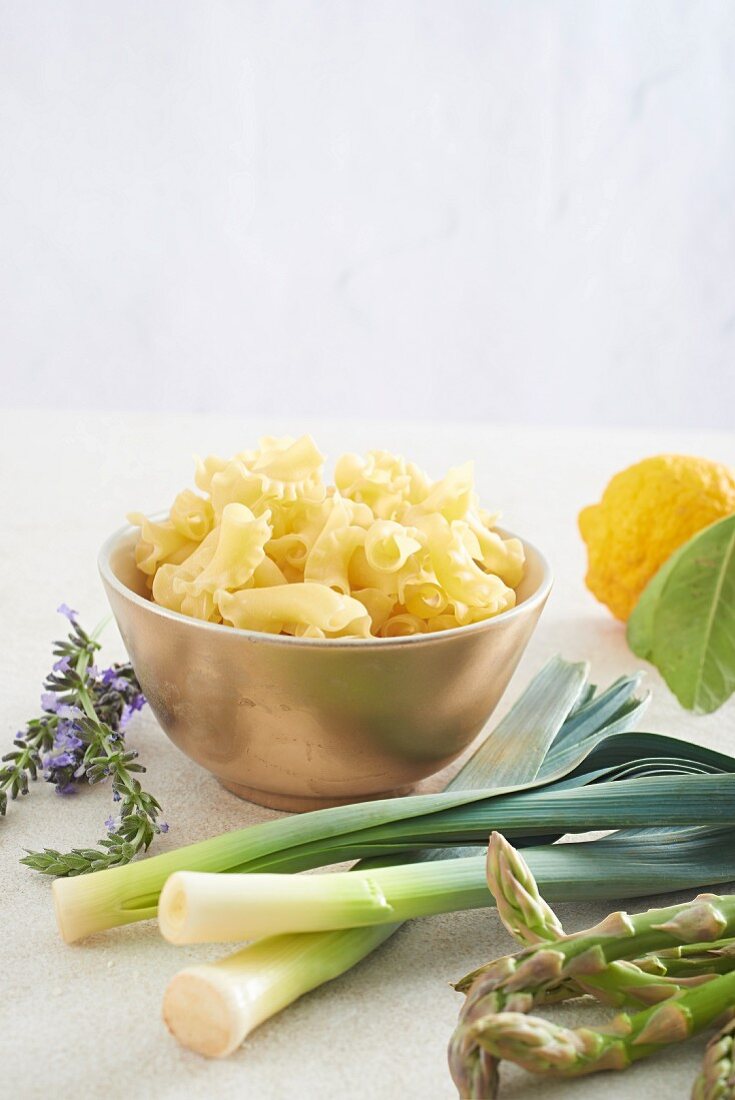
[98,518,553,649]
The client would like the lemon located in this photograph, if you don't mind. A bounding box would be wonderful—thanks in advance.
[579,454,735,621]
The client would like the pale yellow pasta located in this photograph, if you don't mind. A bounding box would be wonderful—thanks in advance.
[130,436,526,638]
[248,435,326,501]
[453,585,517,625]
[335,450,411,520]
[177,503,271,599]
[404,461,475,525]
[127,513,198,576]
[169,490,214,542]
[250,556,289,588]
[348,546,404,598]
[378,612,429,638]
[426,613,462,633]
[420,514,515,611]
[293,624,327,639]
[217,584,372,638]
[194,454,229,494]
[151,529,219,612]
[304,496,367,593]
[266,532,310,573]
[466,512,525,588]
[351,588,396,633]
[209,459,267,519]
[363,520,423,574]
[403,577,449,619]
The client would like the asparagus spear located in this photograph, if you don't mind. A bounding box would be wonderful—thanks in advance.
[474,833,735,1008]
[458,891,735,1008]
[692,1017,735,1100]
[450,837,735,1097]
[486,830,565,946]
[465,973,735,1081]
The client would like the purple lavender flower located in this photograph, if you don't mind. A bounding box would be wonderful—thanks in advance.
[57,704,83,721]
[54,723,83,751]
[57,603,78,623]
[105,816,116,833]
[40,692,59,713]
[44,751,76,769]
[159,822,169,834]
[54,782,77,796]
[86,664,99,681]
[101,667,117,686]
[53,656,71,673]
[112,789,121,802]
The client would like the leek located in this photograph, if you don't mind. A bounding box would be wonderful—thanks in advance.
[161,825,735,1056]
[159,826,735,944]
[53,770,735,943]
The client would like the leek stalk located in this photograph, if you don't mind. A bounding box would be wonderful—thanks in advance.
[54,771,735,943]
[161,826,735,1056]
[158,826,735,944]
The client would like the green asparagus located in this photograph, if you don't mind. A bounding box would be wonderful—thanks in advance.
[692,1016,735,1100]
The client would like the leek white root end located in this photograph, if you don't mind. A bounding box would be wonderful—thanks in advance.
[163,968,250,1058]
[162,925,399,1055]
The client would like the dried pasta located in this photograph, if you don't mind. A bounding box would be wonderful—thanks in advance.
[128,434,525,638]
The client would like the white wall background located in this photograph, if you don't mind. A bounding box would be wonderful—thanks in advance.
[1,1,734,429]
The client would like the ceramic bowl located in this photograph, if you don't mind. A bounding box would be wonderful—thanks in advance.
[99,522,552,811]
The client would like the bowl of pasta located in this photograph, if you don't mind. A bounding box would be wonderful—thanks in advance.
[99,436,552,811]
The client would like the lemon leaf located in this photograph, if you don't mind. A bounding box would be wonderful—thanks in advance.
[627,542,682,660]
[629,514,735,714]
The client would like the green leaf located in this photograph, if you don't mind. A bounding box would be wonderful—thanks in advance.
[627,542,684,659]
[628,514,735,714]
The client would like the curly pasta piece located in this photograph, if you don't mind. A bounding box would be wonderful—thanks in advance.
[421,514,515,611]
[335,450,412,520]
[348,546,403,598]
[303,496,366,594]
[169,490,214,542]
[177,503,271,599]
[194,454,229,494]
[406,461,475,524]
[453,586,516,624]
[426,613,462,633]
[466,512,525,588]
[217,584,372,638]
[351,588,396,633]
[402,577,449,619]
[364,520,423,574]
[151,529,219,618]
[127,513,198,576]
[208,459,269,519]
[249,435,326,501]
[378,612,429,637]
[250,556,289,588]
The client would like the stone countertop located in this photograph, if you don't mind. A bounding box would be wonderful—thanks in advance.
[2,410,734,1100]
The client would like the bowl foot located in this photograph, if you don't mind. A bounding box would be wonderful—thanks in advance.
[219,778,416,812]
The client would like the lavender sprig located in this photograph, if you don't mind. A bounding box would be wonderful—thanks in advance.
[1,606,167,876]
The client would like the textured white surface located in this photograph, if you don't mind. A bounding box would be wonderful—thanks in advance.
[1,411,734,1099]
[2,2,735,428]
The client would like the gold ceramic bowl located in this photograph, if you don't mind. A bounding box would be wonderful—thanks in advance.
[99,523,552,811]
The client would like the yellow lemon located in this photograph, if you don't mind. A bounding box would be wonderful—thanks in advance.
[579,454,735,621]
